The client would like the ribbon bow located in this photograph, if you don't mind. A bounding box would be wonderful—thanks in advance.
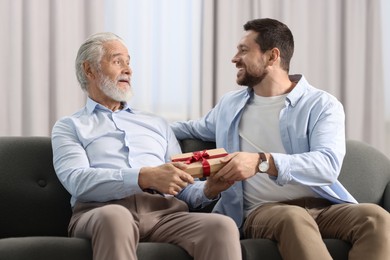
[172,150,228,177]
[186,150,211,176]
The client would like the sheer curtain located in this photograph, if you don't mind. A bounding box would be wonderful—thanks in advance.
[103,0,203,122]
[382,0,390,157]
[1,0,388,158]
[200,0,387,155]
[0,0,104,136]
[0,0,201,136]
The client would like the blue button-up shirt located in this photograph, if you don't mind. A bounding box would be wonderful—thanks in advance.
[52,98,212,208]
[171,74,358,228]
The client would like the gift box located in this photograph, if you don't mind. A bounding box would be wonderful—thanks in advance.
[171,148,228,178]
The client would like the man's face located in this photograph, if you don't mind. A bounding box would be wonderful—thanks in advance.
[232,30,268,87]
[97,40,133,102]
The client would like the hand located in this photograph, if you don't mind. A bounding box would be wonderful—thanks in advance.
[138,162,194,196]
[203,172,235,199]
[213,152,259,182]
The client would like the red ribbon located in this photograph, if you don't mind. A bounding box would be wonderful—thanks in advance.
[172,150,228,177]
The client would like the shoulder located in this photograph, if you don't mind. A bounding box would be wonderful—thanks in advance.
[289,75,342,109]
[52,107,88,135]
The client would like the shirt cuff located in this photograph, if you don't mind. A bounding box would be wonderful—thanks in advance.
[122,168,143,194]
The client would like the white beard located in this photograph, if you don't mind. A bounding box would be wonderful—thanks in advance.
[98,74,133,102]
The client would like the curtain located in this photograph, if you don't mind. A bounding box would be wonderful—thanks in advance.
[201,0,386,155]
[103,0,203,122]
[381,0,390,157]
[0,0,104,136]
[0,0,387,158]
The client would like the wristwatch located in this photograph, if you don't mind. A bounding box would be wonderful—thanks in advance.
[258,152,269,173]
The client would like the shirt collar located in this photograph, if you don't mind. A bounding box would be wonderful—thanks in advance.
[86,97,133,114]
[286,74,307,107]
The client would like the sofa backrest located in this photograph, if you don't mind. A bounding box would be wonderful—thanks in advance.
[0,136,72,239]
[338,140,390,209]
[179,139,217,153]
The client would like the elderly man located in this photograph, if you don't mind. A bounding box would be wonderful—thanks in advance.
[51,32,241,260]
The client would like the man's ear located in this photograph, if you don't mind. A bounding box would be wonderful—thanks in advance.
[269,48,280,62]
[83,61,95,79]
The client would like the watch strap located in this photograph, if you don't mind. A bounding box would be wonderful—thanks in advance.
[259,152,267,163]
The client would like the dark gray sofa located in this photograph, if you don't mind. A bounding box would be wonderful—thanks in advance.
[0,137,389,260]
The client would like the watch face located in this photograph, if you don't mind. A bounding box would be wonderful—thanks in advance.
[259,161,269,172]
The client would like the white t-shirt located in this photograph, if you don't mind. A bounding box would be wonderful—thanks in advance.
[239,93,318,217]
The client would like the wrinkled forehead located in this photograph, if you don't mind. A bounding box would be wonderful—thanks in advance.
[103,40,130,60]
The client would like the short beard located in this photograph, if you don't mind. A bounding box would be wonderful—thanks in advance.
[98,75,133,102]
[236,63,268,88]
[237,72,267,88]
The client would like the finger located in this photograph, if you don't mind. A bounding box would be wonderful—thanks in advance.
[177,179,189,189]
[220,152,238,163]
[168,163,194,184]
[213,160,235,179]
[178,171,194,184]
[171,162,188,170]
[173,173,191,189]
[170,183,185,195]
[167,189,178,196]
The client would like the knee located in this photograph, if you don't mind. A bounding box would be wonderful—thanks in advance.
[354,204,390,235]
[93,204,136,233]
[202,214,239,239]
[278,206,315,228]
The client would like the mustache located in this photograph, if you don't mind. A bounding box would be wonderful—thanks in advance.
[117,75,131,82]
[235,62,245,68]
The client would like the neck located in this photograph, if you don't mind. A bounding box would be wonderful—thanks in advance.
[89,94,123,111]
[105,101,124,111]
[253,73,295,97]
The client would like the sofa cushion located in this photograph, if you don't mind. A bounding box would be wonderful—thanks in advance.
[0,237,91,260]
[0,237,193,260]
[0,137,72,238]
[137,242,192,260]
[240,239,282,260]
[241,238,351,260]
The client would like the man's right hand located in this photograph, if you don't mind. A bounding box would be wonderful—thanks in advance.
[138,163,194,196]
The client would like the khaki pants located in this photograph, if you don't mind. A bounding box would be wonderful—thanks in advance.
[243,197,390,260]
[69,193,241,260]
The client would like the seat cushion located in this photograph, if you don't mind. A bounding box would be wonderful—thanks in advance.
[0,237,92,260]
[137,242,192,260]
[241,238,350,260]
[0,237,193,260]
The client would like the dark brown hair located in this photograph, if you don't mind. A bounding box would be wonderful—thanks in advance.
[244,18,294,72]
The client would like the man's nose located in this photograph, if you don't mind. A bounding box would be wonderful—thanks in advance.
[123,65,132,75]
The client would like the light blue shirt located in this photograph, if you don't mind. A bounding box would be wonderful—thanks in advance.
[52,98,212,208]
[171,74,358,228]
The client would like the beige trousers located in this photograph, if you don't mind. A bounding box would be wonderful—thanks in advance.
[69,193,241,260]
[243,197,390,260]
